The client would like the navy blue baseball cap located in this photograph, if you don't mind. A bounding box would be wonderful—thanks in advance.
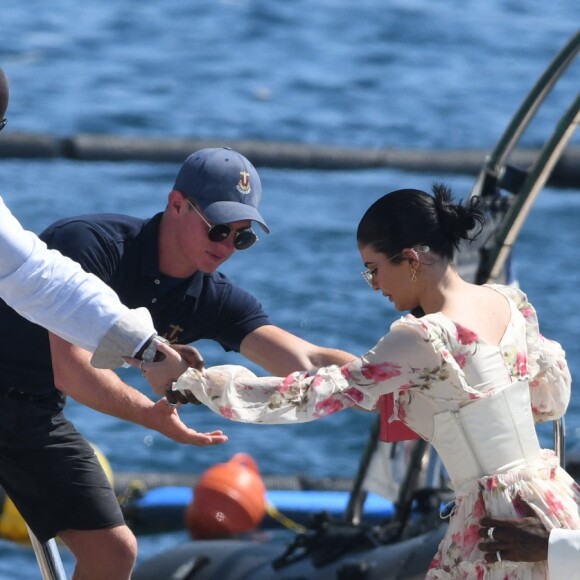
[173,147,269,233]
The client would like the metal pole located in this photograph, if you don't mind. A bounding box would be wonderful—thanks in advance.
[27,526,67,580]
[554,417,566,469]
[344,416,381,525]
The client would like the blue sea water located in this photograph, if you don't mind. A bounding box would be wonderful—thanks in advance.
[0,1,579,577]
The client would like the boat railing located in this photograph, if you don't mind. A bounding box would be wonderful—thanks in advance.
[472,30,580,284]
[554,417,566,468]
[344,419,448,532]
[27,528,67,580]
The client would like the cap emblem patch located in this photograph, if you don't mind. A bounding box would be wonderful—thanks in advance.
[236,171,251,195]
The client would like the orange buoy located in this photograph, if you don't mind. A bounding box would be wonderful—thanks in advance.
[186,453,267,539]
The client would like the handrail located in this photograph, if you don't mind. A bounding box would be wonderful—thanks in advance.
[470,30,580,202]
[478,92,580,283]
[554,417,566,468]
[27,527,67,580]
[472,30,580,284]
[344,416,381,525]
[485,30,579,176]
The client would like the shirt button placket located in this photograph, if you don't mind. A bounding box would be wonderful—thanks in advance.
[152,278,161,304]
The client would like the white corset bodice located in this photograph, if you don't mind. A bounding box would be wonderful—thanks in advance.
[431,380,542,494]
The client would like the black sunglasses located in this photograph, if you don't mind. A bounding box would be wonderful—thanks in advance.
[0,119,6,131]
[187,199,258,250]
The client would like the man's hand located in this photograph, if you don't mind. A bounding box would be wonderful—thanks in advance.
[125,341,204,396]
[163,344,204,404]
[144,397,228,446]
[50,333,227,446]
[478,502,549,563]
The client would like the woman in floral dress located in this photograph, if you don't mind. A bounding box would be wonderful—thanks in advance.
[144,184,580,579]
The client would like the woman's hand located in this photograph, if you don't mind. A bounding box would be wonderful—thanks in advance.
[169,343,205,369]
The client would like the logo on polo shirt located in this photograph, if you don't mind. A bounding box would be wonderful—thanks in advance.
[236,171,251,195]
[165,324,184,343]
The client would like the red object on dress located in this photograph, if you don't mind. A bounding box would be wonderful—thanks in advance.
[378,393,421,442]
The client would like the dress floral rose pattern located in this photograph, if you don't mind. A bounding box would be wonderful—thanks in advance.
[174,284,579,579]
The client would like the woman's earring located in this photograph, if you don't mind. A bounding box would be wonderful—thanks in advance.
[411,269,417,283]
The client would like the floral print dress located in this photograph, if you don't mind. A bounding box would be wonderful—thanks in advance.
[173,284,580,579]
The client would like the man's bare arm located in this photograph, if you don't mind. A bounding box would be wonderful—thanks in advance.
[240,324,355,376]
[49,333,227,446]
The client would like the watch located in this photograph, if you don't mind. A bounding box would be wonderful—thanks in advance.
[138,335,170,362]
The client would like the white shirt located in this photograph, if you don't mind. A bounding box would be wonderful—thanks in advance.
[549,529,580,578]
[0,197,153,355]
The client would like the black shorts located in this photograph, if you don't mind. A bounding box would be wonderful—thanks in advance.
[0,390,125,543]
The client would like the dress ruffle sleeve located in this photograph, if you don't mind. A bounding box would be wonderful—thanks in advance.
[172,364,360,424]
[172,324,441,425]
[494,285,571,422]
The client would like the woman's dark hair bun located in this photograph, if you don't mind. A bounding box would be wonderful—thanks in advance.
[432,183,484,246]
[356,182,487,262]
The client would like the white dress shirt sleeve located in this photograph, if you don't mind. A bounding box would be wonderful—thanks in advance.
[0,197,155,363]
[548,528,580,578]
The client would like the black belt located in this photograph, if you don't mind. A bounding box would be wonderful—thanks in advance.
[0,387,56,402]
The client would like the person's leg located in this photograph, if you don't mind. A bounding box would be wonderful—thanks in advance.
[59,525,137,580]
[0,397,131,577]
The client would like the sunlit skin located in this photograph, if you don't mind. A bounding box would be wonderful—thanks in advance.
[358,245,425,312]
[159,190,252,277]
[358,243,513,345]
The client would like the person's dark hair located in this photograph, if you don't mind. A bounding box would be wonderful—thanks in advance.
[356,183,485,262]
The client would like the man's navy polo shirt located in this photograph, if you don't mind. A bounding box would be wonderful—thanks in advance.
[0,212,270,393]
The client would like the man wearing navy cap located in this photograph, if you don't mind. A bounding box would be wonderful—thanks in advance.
[0,67,229,579]
[0,141,353,579]
[173,147,270,236]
